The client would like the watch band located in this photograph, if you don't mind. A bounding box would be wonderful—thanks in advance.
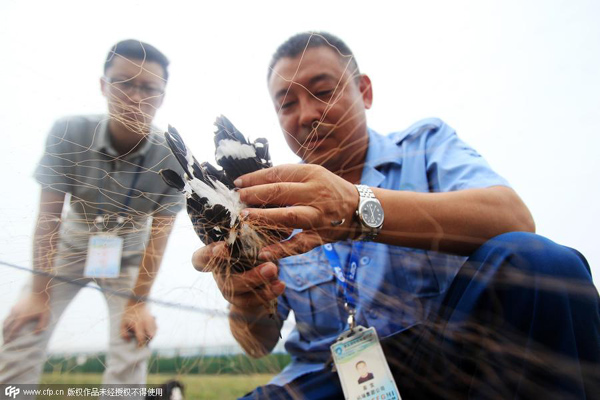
[355,184,384,241]
[356,184,376,199]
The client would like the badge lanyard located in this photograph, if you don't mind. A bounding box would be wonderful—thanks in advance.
[94,155,146,230]
[85,155,146,279]
[326,241,403,399]
[323,241,363,330]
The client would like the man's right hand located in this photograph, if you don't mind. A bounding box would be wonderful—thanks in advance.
[193,242,285,357]
[192,242,285,310]
[2,291,51,343]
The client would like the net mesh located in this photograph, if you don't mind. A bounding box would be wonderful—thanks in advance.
[0,32,598,400]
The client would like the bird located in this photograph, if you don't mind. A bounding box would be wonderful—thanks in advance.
[160,115,282,274]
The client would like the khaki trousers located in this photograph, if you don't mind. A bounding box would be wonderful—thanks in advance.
[0,265,150,394]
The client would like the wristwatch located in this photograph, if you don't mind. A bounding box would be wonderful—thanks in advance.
[354,185,385,241]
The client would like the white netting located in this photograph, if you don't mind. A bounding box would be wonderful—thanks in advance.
[1,3,599,398]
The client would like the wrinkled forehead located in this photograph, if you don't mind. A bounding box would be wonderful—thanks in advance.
[268,46,354,94]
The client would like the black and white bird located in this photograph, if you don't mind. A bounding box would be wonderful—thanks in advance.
[160,115,280,273]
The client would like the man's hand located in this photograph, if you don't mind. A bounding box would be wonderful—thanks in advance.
[3,291,51,343]
[234,164,359,260]
[192,242,285,357]
[192,242,285,310]
[120,301,157,347]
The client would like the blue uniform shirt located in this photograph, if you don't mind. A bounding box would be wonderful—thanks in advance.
[271,118,510,386]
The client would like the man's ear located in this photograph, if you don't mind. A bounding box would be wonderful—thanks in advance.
[359,74,373,110]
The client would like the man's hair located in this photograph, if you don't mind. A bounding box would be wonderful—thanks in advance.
[355,360,367,369]
[104,39,170,81]
[268,31,360,81]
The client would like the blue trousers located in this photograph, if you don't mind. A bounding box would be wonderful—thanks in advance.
[240,233,600,399]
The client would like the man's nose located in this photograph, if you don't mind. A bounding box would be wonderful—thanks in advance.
[126,85,145,103]
[298,99,323,128]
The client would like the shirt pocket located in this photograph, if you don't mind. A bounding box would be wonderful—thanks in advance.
[279,251,344,341]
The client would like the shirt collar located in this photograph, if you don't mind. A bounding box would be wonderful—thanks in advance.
[361,128,403,187]
[92,116,155,159]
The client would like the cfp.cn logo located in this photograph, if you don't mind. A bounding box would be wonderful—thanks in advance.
[4,385,20,399]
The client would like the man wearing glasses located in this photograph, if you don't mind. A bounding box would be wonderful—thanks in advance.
[0,40,183,390]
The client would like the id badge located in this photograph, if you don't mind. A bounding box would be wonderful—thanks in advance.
[84,234,123,278]
[331,326,402,400]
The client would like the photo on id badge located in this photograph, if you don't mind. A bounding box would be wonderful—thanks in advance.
[356,360,375,384]
[340,353,387,391]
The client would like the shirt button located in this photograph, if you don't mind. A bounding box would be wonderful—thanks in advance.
[324,243,333,251]
[360,256,370,266]
[294,275,304,286]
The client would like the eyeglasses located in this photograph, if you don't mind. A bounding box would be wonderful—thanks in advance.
[104,77,165,97]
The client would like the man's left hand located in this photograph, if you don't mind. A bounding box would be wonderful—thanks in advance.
[120,301,157,347]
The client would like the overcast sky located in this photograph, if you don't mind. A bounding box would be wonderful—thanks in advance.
[0,0,598,353]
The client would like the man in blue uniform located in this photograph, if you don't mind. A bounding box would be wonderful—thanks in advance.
[194,32,600,399]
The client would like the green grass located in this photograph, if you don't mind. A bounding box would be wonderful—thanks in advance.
[41,373,274,399]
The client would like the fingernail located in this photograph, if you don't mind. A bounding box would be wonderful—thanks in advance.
[259,251,272,261]
[260,264,277,280]
[234,178,242,187]
[273,281,286,295]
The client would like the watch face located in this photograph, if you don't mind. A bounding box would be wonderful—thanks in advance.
[360,200,384,228]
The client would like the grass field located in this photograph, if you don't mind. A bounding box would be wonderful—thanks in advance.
[41,373,274,399]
